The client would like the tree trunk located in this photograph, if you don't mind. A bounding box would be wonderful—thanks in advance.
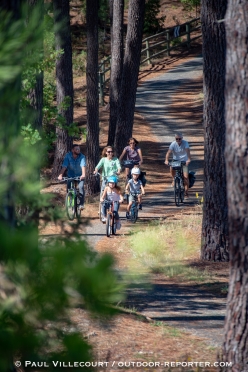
[86,0,100,195]
[221,1,248,369]
[108,0,124,146]
[114,0,145,156]
[52,0,74,179]
[200,0,229,261]
[27,0,44,132]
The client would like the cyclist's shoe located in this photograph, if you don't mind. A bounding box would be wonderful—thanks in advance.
[184,193,189,199]
[102,216,107,223]
[126,212,130,219]
[139,204,142,210]
[116,221,121,230]
[79,204,84,210]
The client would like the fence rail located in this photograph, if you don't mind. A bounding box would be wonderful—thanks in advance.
[98,17,201,105]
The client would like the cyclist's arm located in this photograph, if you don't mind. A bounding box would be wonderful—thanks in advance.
[125,183,130,193]
[165,149,172,165]
[118,148,126,162]
[80,166,86,180]
[138,148,143,165]
[58,167,67,180]
[141,184,145,195]
[94,159,103,174]
[186,148,191,165]
[100,187,107,202]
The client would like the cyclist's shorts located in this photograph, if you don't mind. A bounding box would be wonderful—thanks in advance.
[182,165,189,174]
[128,193,140,203]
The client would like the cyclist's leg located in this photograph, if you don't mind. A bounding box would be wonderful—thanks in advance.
[101,201,109,222]
[113,201,121,230]
[170,167,176,186]
[127,195,134,212]
[78,180,85,206]
[183,165,189,195]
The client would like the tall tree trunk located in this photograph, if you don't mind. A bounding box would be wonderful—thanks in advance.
[114,0,145,156]
[27,0,44,132]
[221,1,248,369]
[52,0,73,179]
[200,0,229,261]
[108,0,124,146]
[86,0,100,195]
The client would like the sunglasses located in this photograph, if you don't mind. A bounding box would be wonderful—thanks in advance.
[107,151,113,153]
[129,142,135,144]
[176,138,182,141]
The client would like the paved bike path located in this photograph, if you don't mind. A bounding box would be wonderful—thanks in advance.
[136,55,204,211]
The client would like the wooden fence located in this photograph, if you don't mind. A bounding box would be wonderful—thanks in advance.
[98,17,201,106]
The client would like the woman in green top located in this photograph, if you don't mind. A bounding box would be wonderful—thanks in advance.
[94,146,121,193]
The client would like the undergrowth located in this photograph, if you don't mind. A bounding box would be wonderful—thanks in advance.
[128,212,212,282]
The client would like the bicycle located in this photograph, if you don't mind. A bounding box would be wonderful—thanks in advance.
[61,177,83,220]
[128,192,140,223]
[169,161,185,206]
[122,160,146,203]
[101,200,119,237]
[94,172,119,221]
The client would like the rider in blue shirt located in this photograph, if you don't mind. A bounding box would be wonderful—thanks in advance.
[58,144,86,209]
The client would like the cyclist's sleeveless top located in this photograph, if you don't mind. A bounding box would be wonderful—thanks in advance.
[106,189,120,202]
[124,146,141,162]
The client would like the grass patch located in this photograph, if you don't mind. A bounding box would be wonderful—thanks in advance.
[128,213,212,282]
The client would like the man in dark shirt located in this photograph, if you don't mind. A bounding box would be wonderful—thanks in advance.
[58,144,86,209]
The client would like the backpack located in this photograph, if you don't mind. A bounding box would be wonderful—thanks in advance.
[189,171,196,188]
[139,171,147,187]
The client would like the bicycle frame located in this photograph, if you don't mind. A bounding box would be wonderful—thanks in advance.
[129,193,139,223]
[61,177,81,220]
[104,200,118,237]
[170,161,185,206]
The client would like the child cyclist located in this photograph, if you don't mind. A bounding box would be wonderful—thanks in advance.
[125,167,145,219]
[100,175,123,229]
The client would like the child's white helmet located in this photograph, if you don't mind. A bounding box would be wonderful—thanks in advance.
[131,167,140,175]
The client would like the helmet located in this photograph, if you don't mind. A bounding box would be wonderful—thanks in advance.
[131,167,140,175]
[107,175,118,184]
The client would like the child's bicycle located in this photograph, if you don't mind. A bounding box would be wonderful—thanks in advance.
[168,161,185,206]
[122,160,146,203]
[129,192,140,223]
[60,177,83,220]
[94,172,119,221]
[101,200,119,237]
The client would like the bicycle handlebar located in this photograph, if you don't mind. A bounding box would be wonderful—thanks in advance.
[60,176,82,182]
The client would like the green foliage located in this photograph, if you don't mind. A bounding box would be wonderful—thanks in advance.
[144,0,165,34]
[72,50,87,76]
[0,5,122,369]
[180,0,201,16]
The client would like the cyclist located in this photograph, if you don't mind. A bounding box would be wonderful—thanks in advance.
[119,137,143,178]
[164,132,191,198]
[100,176,123,229]
[125,167,145,219]
[58,144,86,210]
[93,146,121,193]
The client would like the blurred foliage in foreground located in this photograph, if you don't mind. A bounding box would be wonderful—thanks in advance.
[0,4,121,371]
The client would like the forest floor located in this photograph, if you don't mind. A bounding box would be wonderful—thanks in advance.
[40,2,230,371]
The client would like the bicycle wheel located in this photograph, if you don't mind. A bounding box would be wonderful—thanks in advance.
[130,203,138,223]
[180,181,185,202]
[112,212,117,235]
[66,192,75,220]
[106,213,111,237]
[174,178,180,207]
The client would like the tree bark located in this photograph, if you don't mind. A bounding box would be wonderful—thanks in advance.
[200,0,229,261]
[221,1,248,370]
[52,0,74,179]
[114,0,145,156]
[108,0,124,146]
[86,0,100,195]
[27,0,44,132]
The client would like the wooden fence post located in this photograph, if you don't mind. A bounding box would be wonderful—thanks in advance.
[186,23,191,49]
[166,31,170,56]
[146,40,151,65]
